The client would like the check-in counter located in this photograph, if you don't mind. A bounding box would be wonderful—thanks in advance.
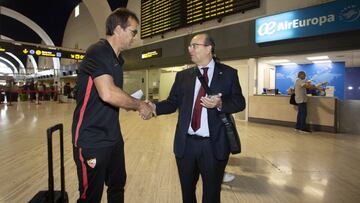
[248,95,337,132]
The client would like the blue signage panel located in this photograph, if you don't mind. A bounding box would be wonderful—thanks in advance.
[255,0,360,43]
[275,62,345,100]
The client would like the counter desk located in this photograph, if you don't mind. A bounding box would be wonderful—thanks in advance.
[248,95,337,132]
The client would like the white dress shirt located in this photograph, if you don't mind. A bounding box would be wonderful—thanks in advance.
[187,59,215,137]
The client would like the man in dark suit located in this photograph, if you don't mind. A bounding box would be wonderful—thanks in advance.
[149,33,245,203]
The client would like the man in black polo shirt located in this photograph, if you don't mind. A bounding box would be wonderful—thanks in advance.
[72,8,153,203]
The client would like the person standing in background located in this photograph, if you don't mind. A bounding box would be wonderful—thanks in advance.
[294,71,312,133]
[29,80,35,102]
[37,81,44,101]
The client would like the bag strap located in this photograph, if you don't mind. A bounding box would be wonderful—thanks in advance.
[195,68,213,95]
[195,68,229,121]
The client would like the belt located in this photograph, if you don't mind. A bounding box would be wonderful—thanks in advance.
[187,134,210,140]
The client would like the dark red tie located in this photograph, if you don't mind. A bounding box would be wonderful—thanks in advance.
[191,67,209,131]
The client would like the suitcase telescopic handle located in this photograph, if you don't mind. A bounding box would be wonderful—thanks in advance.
[47,123,63,135]
[47,123,66,203]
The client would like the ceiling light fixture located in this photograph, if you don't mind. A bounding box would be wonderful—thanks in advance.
[278,62,298,66]
[75,5,80,18]
[307,56,329,60]
[313,60,332,64]
[270,59,290,63]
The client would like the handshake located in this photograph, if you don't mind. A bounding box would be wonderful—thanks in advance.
[138,100,156,120]
[131,90,155,120]
[132,90,223,120]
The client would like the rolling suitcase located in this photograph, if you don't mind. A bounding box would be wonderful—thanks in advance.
[29,124,68,203]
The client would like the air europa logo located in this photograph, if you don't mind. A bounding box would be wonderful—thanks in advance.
[258,14,336,36]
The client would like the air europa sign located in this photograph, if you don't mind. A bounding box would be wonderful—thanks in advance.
[258,15,335,36]
[255,0,360,43]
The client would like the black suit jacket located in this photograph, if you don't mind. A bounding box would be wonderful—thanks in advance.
[156,62,246,160]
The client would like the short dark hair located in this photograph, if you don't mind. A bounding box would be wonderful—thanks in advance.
[298,71,306,78]
[201,33,220,62]
[105,8,139,36]
[202,33,216,55]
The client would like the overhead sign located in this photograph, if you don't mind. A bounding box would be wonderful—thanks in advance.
[141,48,162,59]
[0,40,85,60]
[255,0,360,43]
[20,47,84,60]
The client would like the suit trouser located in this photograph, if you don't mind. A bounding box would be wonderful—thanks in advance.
[296,102,307,130]
[176,135,228,203]
[73,141,126,203]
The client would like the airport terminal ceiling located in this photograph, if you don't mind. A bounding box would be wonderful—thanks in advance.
[0,0,128,75]
[0,0,128,46]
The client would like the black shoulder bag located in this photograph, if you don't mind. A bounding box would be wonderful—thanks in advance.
[195,68,241,154]
[289,93,297,105]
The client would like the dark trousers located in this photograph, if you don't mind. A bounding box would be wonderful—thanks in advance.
[73,142,126,203]
[296,102,307,130]
[176,136,228,203]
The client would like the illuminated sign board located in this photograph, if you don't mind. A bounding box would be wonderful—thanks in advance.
[69,53,84,60]
[0,40,85,60]
[141,0,260,39]
[21,47,85,59]
[141,49,162,59]
[255,0,360,43]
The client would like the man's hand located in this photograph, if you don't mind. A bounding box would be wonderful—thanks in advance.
[145,100,157,117]
[138,101,153,120]
[200,93,222,109]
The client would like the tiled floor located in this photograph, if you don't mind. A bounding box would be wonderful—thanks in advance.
[0,101,359,202]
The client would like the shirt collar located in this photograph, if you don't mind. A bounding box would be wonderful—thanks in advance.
[102,38,124,66]
[198,59,215,71]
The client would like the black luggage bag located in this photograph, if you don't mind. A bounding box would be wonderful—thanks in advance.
[29,124,68,203]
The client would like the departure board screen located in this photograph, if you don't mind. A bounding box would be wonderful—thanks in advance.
[141,0,260,39]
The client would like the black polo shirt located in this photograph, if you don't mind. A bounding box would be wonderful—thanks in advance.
[72,39,124,148]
